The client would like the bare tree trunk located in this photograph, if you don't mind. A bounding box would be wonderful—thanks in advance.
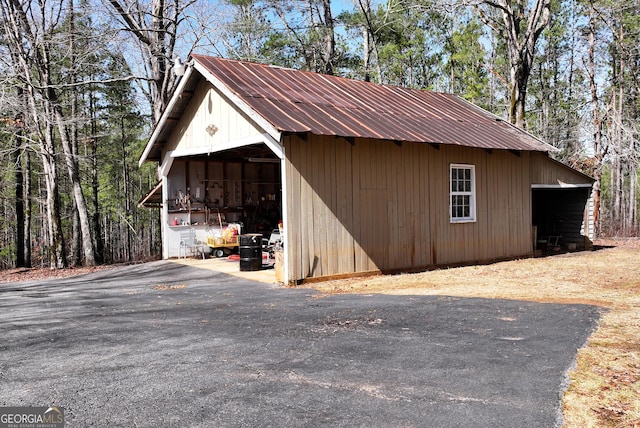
[30,81,67,268]
[614,147,623,231]
[321,0,335,75]
[617,22,625,234]
[24,149,32,268]
[588,4,604,237]
[90,113,104,263]
[616,159,623,232]
[356,0,382,83]
[609,90,623,231]
[121,116,132,261]
[13,108,25,268]
[106,0,179,123]
[472,0,550,128]
[68,0,82,267]
[46,0,95,266]
[54,107,96,266]
[536,60,549,142]
[362,12,370,82]
[42,119,67,268]
[488,31,496,111]
[71,208,82,266]
[37,177,49,267]
[2,0,67,268]
[629,161,637,234]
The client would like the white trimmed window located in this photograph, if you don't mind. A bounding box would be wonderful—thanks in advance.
[450,164,476,223]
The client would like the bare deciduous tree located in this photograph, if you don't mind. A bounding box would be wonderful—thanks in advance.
[1,0,96,266]
[469,0,551,128]
[105,0,211,123]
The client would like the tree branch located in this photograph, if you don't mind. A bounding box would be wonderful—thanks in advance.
[107,0,152,46]
[22,75,151,91]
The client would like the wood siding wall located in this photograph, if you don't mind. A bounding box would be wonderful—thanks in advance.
[284,135,535,281]
[165,80,263,156]
[530,152,593,185]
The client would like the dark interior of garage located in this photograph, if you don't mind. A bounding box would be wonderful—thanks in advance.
[532,187,592,251]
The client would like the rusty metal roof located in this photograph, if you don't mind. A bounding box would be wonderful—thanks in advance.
[191,54,554,153]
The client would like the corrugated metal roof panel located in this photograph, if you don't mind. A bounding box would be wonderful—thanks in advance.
[192,54,554,152]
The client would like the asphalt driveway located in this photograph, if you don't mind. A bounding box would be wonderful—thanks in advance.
[0,261,602,427]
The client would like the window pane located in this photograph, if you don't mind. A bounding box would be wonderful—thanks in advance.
[450,165,475,221]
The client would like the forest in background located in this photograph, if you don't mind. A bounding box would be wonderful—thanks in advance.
[0,0,638,269]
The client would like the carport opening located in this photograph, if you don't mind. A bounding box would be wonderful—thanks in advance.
[532,187,592,253]
[165,143,283,258]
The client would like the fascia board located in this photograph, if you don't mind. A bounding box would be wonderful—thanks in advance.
[455,96,559,153]
[531,183,594,189]
[168,133,283,160]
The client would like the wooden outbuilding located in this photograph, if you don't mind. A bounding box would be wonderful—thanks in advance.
[139,55,595,284]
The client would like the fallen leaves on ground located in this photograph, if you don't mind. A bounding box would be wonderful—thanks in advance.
[0,265,117,284]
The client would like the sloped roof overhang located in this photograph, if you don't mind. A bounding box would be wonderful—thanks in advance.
[139,65,198,166]
[190,55,557,154]
[138,60,284,167]
[140,55,560,168]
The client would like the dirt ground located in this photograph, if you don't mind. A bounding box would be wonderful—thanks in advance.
[1,238,639,427]
[0,264,116,284]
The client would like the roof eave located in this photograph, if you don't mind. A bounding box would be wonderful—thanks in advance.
[454,96,558,153]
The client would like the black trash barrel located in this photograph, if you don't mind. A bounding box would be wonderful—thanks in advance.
[239,234,262,271]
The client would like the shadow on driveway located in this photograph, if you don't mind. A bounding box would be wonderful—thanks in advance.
[0,261,603,427]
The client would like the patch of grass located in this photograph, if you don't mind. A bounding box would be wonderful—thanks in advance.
[302,246,640,427]
[564,306,640,428]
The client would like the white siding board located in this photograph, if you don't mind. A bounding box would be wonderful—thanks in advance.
[167,80,264,155]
